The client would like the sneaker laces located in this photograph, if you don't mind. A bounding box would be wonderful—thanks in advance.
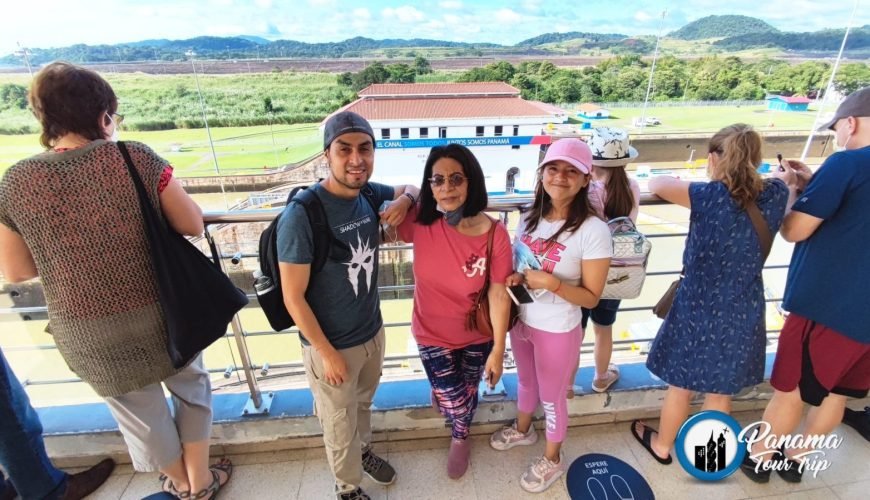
[502,424,526,440]
[530,455,558,479]
[362,450,384,473]
[340,488,369,500]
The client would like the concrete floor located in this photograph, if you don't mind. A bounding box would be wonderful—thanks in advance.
[78,408,870,500]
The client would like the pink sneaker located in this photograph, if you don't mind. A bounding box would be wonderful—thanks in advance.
[520,453,566,493]
[447,438,471,479]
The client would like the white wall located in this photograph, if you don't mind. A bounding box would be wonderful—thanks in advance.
[370,145,541,193]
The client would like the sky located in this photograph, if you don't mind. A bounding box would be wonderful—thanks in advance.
[1,0,867,56]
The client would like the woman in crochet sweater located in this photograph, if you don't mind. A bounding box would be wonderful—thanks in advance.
[0,62,230,499]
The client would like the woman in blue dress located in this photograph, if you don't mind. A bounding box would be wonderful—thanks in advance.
[630,124,789,465]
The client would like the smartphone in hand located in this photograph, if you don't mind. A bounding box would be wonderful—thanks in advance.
[777,153,785,172]
[506,284,535,306]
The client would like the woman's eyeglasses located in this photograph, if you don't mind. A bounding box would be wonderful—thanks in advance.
[108,112,124,126]
[428,172,467,188]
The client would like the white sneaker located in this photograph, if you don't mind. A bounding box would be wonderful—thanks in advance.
[520,453,566,493]
[490,421,538,451]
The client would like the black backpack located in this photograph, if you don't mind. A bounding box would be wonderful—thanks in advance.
[257,183,379,331]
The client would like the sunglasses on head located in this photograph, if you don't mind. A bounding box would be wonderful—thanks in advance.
[428,172,467,188]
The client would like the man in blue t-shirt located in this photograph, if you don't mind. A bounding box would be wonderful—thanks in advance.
[277,111,419,500]
[742,87,870,484]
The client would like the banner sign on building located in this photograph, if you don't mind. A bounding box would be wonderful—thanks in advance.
[376,135,552,149]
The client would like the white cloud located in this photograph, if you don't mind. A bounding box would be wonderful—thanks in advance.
[423,20,446,31]
[522,0,542,13]
[438,1,463,9]
[382,6,425,23]
[444,14,461,24]
[496,8,523,24]
[634,11,652,22]
[352,8,371,30]
[254,0,272,8]
[307,0,335,6]
[353,8,371,20]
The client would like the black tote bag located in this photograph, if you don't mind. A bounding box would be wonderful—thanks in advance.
[118,142,248,368]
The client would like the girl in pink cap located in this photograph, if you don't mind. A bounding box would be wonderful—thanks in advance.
[489,138,612,493]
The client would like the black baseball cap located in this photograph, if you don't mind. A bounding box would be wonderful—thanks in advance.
[818,86,870,131]
[323,111,376,150]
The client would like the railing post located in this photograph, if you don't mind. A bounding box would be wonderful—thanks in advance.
[207,229,274,416]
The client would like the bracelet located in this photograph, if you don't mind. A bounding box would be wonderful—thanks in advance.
[552,280,562,295]
[403,192,417,204]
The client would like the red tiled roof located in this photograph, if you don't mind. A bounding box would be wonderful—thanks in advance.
[768,95,812,104]
[528,100,567,115]
[342,96,553,120]
[358,82,520,97]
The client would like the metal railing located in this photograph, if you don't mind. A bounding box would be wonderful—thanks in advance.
[0,195,792,415]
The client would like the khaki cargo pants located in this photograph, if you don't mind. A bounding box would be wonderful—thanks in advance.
[303,327,385,493]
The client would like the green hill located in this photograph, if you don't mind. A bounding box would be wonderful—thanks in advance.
[669,15,778,40]
[714,25,870,52]
[515,32,626,46]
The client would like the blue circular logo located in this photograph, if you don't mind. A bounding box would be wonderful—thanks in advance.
[675,410,746,481]
[567,453,654,500]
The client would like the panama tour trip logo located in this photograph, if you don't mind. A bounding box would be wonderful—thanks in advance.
[675,411,843,481]
[738,421,842,478]
[675,411,745,481]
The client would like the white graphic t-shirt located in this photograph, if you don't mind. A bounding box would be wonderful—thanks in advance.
[516,214,612,333]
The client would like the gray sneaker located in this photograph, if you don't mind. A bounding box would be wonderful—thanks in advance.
[362,448,397,485]
[336,487,371,500]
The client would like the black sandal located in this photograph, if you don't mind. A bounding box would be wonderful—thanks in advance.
[189,458,233,500]
[630,420,673,465]
[158,473,190,499]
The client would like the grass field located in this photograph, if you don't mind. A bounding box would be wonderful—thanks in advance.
[2,99,826,178]
[565,104,823,134]
[0,71,353,134]
[0,123,322,177]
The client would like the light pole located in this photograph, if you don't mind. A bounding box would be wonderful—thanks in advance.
[15,42,33,77]
[639,9,667,132]
[800,0,860,160]
[186,50,227,206]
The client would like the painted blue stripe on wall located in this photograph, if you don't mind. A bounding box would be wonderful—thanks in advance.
[376,136,541,149]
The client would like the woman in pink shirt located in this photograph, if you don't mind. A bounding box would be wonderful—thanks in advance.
[489,139,611,493]
[397,144,512,480]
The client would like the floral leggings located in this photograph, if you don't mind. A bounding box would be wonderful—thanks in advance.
[418,341,493,440]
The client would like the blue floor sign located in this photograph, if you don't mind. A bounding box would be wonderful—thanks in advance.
[567,453,654,500]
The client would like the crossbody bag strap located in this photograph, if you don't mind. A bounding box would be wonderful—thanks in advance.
[746,202,773,261]
[481,217,497,291]
[117,142,220,267]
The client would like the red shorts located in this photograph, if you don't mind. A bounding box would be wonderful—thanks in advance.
[770,313,870,406]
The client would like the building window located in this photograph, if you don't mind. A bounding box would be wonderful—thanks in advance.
[381,128,390,140]
[400,128,409,139]
[512,145,520,150]
[439,127,447,138]
[513,125,519,136]
[494,125,503,136]
[476,126,485,137]
[420,127,428,138]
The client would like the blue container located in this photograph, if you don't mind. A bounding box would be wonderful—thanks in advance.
[757,162,771,174]
[582,122,592,130]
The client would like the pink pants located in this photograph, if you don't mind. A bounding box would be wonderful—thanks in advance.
[510,320,583,443]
